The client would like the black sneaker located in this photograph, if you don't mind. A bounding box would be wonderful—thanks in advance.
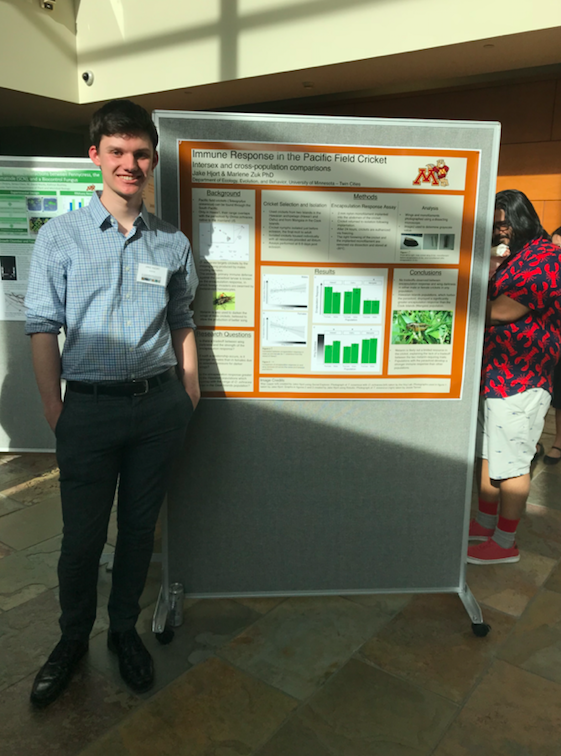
[30,637,88,708]
[107,628,154,693]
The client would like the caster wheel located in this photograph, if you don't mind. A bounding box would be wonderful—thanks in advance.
[155,626,175,644]
[472,622,491,637]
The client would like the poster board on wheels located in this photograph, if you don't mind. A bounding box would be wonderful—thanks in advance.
[0,158,102,452]
[152,112,500,627]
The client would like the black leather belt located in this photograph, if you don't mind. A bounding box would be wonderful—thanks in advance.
[67,367,178,397]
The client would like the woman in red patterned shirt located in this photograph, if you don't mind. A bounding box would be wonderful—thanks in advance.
[468,190,561,564]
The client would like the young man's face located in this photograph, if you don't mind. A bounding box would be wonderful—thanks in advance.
[88,132,158,203]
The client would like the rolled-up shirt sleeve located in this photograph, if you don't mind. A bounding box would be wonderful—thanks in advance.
[167,238,198,331]
[24,224,67,335]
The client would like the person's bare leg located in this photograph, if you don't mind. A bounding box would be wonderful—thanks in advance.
[470,458,500,537]
[498,473,530,521]
[478,458,500,503]
[545,408,561,461]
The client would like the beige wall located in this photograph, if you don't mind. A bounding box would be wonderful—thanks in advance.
[74,0,561,103]
[2,0,561,105]
[294,76,561,233]
[74,0,223,101]
[0,0,77,101]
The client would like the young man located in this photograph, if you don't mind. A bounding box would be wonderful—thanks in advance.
[468,190,561,565]
[25,100,199,706]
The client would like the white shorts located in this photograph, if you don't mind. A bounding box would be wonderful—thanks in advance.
[476,388,551,480]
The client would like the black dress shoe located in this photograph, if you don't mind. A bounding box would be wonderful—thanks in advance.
[107,628,154,693]
[30,637,88,708]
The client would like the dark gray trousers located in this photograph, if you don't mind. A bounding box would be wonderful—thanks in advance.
[55,377,193,640]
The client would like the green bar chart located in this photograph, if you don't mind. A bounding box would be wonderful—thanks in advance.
[313,327,381,372]
[332,340,341,363]
[332,292,341,314]
[360,339,378,363]
[330,286,378,317]
[316,275,385,324]
[363,300,380,314]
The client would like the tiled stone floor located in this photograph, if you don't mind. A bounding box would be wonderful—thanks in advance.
[1,411,561,756]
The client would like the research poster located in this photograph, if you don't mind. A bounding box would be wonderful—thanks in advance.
[0,166,102,320]
[178,141,480,399]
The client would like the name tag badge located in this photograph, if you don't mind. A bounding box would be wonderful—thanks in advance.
[136,263,168,287]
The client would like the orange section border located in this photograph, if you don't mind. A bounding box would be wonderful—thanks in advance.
[178,140,480,400]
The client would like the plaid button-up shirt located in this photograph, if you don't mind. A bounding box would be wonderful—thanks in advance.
[25,192,198,381]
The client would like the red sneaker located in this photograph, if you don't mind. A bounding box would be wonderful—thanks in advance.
[467,538,520,565]
[468,519,494,541]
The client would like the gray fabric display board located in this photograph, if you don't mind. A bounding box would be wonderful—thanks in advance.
[0,157,102,452]
[156,112,501,628]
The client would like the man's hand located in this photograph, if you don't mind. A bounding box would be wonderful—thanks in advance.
[44,400,64,432]
[171,328,200,411]
[183,381,200,411]
[30,333,63,433]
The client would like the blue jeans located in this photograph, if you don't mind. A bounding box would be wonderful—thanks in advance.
[55,376,193,639]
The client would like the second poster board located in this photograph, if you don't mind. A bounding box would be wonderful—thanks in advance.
[0,157,103,451]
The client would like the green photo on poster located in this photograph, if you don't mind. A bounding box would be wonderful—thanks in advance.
[392,310,453,345]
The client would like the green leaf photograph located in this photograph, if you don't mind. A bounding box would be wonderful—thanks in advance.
[392,309,453,345]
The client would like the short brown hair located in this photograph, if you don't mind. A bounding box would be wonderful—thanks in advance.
[89,99,158,151]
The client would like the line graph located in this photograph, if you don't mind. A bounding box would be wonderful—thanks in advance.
[262,273,309,308]
[262,311,308,346]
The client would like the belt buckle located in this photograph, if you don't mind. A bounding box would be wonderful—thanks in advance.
[132,379,149,396]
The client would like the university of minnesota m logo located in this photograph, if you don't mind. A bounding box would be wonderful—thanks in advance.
[413,159,450,187]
